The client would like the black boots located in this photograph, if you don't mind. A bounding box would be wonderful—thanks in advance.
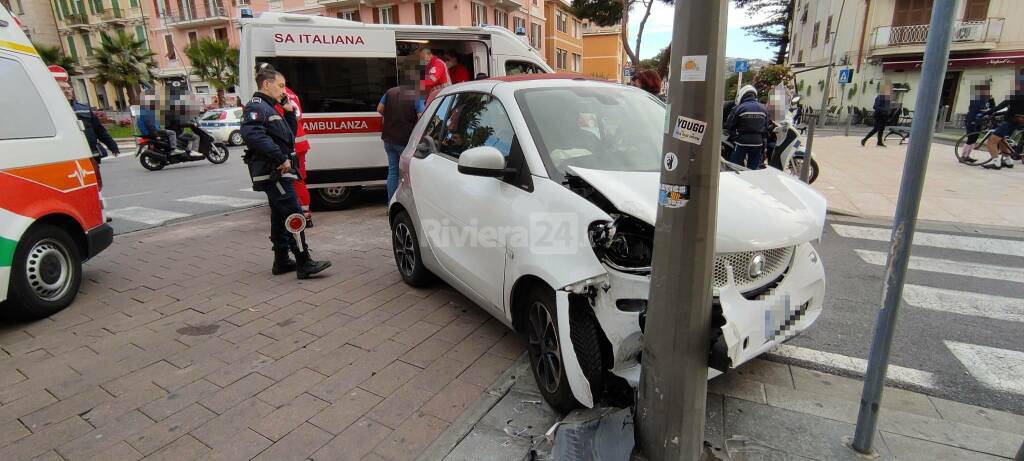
[272,249,297,275]
[296,251,331,279]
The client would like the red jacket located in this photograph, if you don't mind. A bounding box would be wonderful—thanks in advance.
[450,64,470,84]
[421,56,449,93]
[275,87,309,154]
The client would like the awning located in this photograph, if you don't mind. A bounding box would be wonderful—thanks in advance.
[882,50,1024,71]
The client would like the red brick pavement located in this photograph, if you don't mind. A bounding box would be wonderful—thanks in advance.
[0,205,526,461]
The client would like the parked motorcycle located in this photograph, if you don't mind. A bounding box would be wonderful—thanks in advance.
[721,97,820,184]
[135,121,229,171]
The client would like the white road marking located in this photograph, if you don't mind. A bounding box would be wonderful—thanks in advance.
[104,191,154,200]
[855,249,1024,283]
[832,224,1024,258]
[238,187,260,193]
[771,344,936,389]
[106,206,190,225]
[902,285,1024,323]
[945,341,1024,396]
[176,195,264,208]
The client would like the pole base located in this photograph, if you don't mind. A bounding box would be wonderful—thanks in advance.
[844,436,881,459]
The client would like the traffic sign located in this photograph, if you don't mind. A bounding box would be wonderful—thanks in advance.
[285,213,307,252]
[734,60,749,73]
[838,68,853,84]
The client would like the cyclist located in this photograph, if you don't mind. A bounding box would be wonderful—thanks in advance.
[959,83,994,162]
[981,75,1024,170]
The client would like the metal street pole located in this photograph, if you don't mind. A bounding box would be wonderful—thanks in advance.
[851,0,956,454]
[816,0,847,128]
[635,0,726,459]
[800,117,815,182]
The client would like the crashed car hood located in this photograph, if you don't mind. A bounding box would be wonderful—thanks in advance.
[566,166,826,253]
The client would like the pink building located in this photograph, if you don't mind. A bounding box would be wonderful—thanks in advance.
[143,0,546,100]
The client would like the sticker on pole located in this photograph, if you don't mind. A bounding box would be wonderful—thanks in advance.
[658,183,688,208]
[679,55,707,82]
[672,116,707,145]
[663,152,679,171]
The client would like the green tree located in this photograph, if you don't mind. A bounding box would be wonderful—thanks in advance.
[572,0,661,68]
[751,64,792,100]
[93,30,156,105]
[732,0,794,64]
[184,38,239,108]
[35,44,79,76]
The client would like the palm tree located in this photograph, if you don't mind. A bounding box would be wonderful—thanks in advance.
[35,44,78,75]
[93,30,156,105]
[184,38,238,108]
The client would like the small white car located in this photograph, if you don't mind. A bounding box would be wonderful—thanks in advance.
[197,108,243,146]
[389,76,827,412]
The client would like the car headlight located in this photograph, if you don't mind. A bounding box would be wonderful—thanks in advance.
[589,217,654,274]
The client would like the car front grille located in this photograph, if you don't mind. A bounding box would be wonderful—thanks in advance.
[712,246,794,293]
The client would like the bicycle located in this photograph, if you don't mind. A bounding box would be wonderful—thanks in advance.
[953,114,1022,166]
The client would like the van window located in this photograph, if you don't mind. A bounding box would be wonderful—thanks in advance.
[262,56,398,113]
[0,57,56,140]
[505,60,545,76]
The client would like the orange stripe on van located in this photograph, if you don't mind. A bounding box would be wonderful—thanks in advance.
[3,159,98,192]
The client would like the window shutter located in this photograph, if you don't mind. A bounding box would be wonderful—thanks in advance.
[415,2,422,24]
[393,5,400,24]
[354,11,360,21]
[436,0,443,23]
[373,7,379,23]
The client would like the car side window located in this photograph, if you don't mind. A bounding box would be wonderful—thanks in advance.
[505,60,544,76]
[439,93,516,160]
[421,95,455,146]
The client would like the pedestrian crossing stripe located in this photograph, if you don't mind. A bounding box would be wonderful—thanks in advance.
[946,341,1024,396]
[176,195,263,208]
[771,344,936,390]
[855,249,1024,283]
[105,207,190,225]
[902,284,1024,323]
[832,224,1024,257]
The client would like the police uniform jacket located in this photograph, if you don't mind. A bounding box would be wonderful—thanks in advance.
[725,92,769,147]
[71,101,119,158]
[241,92,300,190]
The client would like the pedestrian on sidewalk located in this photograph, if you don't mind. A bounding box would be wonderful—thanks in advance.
[725,85,769,169]
[241,68,331,279]
[50,65,120,162]
[378,71,426,203]
[257,62,315,227]
[960,83,995,162]
[980,75,1024,170]
[861,84,893,147]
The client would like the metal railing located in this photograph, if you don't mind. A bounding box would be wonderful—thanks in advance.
[64,13,89,26]
[872,18,1004,48]
[162,2,229,25]
[99,8,123,21]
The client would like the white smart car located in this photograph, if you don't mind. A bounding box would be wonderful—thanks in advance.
[197,108,244,146]
[389,76,827,412]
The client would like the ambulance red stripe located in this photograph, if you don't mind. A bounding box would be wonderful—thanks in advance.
[301,116,382,135]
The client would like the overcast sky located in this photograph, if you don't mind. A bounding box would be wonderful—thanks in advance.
[626,2,777,60]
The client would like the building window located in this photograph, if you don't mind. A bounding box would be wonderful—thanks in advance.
[66,35,78,60]
[164,34,176,60]
[472,3,487,26]
[494,10,508,29]
[135,25,149,50]
[824,15,832,44]
[963,0,990,21]
[573,19,581,38]
[530,23,541,49]
[797,50,803,62]
[811,21,819,47]
[214,27,227,42]
[187,31,199,46]
[556,48,567,69]
[514,17,526,35]
[81,33,93,56]
[556,10,568,33]
[378,6,393,24]
[420,1,436,25]
[338,10,358,21]
[572,53,581,72]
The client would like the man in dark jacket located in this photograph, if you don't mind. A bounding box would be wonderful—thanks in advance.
[725,85,768,169]
[981,75,1024,170]
[50,65,120,162]
[959,84,995,162]
[377,78,425,202]
[241,69,331,279]
[861,85,892,147]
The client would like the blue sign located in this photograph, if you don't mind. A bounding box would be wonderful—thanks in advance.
[838,68,853,84]
[735,60,749,73]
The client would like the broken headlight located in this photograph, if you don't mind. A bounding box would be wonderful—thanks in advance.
[589,217,654,274]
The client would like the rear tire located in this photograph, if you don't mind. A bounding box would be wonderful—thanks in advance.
[312,186,362,211]
[139,152,165,171]
[5,225,83,320]
[206,144,229,164]
[786,156,819,184]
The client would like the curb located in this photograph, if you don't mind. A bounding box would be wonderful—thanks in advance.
[416,356,530,461]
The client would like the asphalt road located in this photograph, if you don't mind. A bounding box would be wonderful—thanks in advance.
[97,152,1023,414]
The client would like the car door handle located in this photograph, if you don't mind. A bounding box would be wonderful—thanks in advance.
[506,248,514,260]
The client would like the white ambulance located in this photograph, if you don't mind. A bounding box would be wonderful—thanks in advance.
[0,5,112,319]
[239,13,553,209]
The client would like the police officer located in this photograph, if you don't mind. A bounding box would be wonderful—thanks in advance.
[50,65,120,162]
[725,85,769,169]
[241,69,331,279]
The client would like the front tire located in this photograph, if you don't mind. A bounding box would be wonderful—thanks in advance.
[5,225,83,320]
[523,285,605,413]
[390,210,433,287]
[206,144,229,164]
[312,186,362,211]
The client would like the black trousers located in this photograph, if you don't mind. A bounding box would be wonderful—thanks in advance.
[264,179,307,254]
[862,116,887,145]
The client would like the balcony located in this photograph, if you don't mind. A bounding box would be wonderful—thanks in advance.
[318,0,363,8]
[493,0,524,10]
[163,3,230,27]
[64,13,91,29]
[870,18,1003,55]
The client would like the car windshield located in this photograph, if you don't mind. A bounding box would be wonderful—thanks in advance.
[516,86,665,178]
[200,111,223,121]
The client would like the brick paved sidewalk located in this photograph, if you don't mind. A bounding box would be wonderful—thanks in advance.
[0,205,526,461]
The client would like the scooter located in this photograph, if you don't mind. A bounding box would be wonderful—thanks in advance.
[136,120,229,171]
[767,97,819,184]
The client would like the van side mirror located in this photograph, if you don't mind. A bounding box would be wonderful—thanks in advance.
[457,146,513,177]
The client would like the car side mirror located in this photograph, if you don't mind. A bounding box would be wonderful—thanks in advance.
[415,136,437,158]
[457,146,513,177]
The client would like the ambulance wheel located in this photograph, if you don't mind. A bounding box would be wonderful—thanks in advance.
[140,152,165,171]
[313,186,361,211]
[5,224,82,320]
[229,131,243,146]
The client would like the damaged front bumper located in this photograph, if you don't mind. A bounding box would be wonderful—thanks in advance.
[556,242,825,406]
